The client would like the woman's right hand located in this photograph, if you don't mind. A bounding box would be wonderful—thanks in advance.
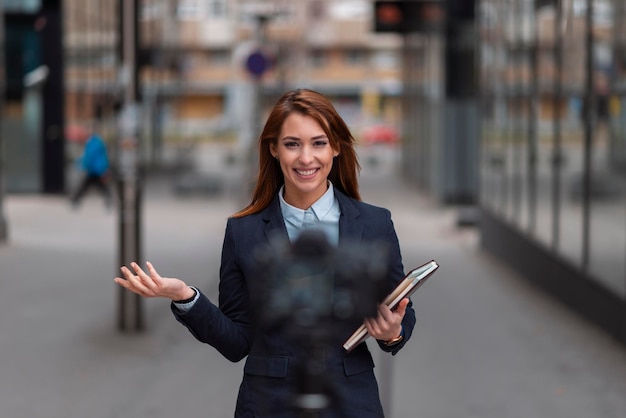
[114,261,195,301]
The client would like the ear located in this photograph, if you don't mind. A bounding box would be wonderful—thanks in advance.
[269,143,277,159]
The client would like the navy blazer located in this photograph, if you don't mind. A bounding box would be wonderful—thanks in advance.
[172,189,416,417]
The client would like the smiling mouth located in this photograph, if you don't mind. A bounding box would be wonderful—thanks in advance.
[295,168,318,176]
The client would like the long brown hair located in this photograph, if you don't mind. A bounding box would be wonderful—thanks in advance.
[232,89,361,218]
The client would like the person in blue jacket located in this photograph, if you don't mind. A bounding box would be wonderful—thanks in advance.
[114,89,415,417]
[70,133,112,208]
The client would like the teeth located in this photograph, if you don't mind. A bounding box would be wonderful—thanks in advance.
[297,169,316,176]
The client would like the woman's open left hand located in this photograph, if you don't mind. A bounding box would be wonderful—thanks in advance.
[114,261,194,301]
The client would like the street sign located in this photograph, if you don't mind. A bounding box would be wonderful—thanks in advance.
[245,49,272,79]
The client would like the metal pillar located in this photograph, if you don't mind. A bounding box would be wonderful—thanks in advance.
[239,12,272,203]
[0,0,6,243]
[444,0,478,206]
[39,0,65,194]
[117,0,144,332]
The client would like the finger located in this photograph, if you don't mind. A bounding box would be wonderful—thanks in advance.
[364,317,381,336]
[119,265,136,281]
[119,266,147,292]
[394,298,409,319]
[114,277,129,288]
[119,266,153,296]
[364,317,376,330]
[130,262,159,294]
[376,305,402,334]
[114,275,145,295]
[146,261,171,296]
[130,262,149,280]
[145,261,163,285]
[376,303,394,323]
[368,314,387,333]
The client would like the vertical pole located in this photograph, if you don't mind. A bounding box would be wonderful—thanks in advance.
[39,0,65,194]
[0,0,7,243]
[250,15,267,181]
[117,0,144,332]
[242,14,269,202]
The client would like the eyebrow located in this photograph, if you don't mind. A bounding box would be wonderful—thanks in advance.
[280,134,328,141]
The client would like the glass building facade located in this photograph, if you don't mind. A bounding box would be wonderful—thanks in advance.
[477,0,626,342]
[399,0,625,342]
[2,0,65,194]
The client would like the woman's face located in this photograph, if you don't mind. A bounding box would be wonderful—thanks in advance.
[270,112,338,209]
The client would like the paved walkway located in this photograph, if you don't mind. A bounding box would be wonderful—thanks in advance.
[1,144,625,418]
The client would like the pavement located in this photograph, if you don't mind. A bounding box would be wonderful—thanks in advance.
[1,143,626,418]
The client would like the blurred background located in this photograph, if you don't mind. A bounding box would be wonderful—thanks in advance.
[1,0,624,343]
[0,1,625,416]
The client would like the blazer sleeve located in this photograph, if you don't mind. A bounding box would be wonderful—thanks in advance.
[375,209,416,355]
[171,219,254,362]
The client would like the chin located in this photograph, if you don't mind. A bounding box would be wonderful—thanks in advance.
[291,182,324,195]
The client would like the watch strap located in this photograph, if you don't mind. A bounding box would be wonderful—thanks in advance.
[384,334,404,346]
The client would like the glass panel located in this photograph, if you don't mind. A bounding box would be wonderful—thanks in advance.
[4,19,41,192]
[425,35,444,194]
[401,34,421,184]
[517,0,535,231]
[558,0,586,268]
[401,32,444,195]
[4,0,40,13]
[503,0,531,225]
[534,2,559,247]
[480,0,510,215]
[588,0,626,297]
[479,0,500,211]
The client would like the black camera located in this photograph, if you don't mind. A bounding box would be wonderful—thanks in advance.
[252,229,390,339]
[251,229,391,414]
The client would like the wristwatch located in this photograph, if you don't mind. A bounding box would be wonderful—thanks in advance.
[384,334,404,346]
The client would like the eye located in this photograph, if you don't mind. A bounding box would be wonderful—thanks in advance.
[283,141,299,148]
[313,139,329,147]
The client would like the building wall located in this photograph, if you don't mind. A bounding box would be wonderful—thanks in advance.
[63,0,403,142]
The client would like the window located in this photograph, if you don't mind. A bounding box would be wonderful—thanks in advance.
[208,0,228,18]
[309,50,327,68]
[210,50,230,67]
[177,0,228,20]
[5,0,40,13]
[177,0,203,20]
[344,49,366,66]
[371,51,400,69]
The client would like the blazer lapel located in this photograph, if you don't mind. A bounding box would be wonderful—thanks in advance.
[336,190,363,245]
[261,194,290,243]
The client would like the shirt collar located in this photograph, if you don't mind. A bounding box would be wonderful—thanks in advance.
[278,182,336,223]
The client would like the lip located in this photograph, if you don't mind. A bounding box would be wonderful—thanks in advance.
[294,168,319,178]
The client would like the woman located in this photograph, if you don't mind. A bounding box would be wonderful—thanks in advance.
[114,89,415,417]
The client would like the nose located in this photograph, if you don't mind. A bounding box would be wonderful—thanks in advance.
[299,144,314,164]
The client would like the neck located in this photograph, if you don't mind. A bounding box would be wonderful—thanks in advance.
[282,184,328,210]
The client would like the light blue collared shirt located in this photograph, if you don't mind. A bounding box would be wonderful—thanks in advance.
[278,182,341,247]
